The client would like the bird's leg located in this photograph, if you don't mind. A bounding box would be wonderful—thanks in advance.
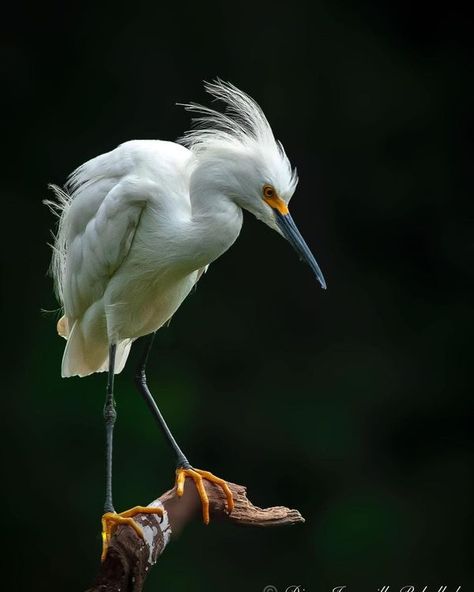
[103,343,117,515]
[135,333,234,524]
[135,333,190,467]
[100,344,163,561]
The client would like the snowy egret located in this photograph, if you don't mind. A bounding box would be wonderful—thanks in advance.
[46,80,326,560]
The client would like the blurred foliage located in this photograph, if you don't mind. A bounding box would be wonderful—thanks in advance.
[2,0,473,590]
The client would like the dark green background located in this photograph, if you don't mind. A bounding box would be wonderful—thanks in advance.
[3,1,473,591]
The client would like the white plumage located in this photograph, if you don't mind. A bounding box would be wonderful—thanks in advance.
[47,80,324,378]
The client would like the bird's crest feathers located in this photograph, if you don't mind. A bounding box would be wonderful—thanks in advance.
[179,80,298,194]
[179,80,276,150]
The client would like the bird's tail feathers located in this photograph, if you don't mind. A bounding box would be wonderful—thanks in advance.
[61,321,132,377]
[96,340,133,374]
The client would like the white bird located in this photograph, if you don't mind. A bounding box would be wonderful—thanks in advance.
[46,80,326,561]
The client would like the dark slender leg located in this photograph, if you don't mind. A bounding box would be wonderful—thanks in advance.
[135,333,191,469]
[103,344,117,514]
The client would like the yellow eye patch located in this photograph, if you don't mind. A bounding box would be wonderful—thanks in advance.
[262,184,289,215]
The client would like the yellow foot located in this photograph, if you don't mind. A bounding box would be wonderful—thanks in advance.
[175,467,234,524]
[101,505,164,562]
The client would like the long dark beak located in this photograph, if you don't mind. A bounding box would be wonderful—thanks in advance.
[275,211,327,289]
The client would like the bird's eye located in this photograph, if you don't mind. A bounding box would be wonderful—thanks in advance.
[263,185,275,199]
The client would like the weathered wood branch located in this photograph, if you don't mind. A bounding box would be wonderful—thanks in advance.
[86,478,305,592]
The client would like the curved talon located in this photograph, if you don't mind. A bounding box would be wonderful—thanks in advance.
[193,469,234,515]
[175,467,235,524]
[101,505,164,562]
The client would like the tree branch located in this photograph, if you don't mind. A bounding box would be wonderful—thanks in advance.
[86,478,305,592]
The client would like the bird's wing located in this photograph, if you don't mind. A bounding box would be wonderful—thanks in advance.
[48,140,193,328]
[51,176,152,326]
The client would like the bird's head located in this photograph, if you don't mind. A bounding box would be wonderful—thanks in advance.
[180,80,326,289]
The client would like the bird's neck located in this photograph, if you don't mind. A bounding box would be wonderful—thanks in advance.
[186,164,244,270]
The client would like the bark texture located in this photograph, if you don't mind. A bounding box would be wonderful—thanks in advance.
[86,478,305,592]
